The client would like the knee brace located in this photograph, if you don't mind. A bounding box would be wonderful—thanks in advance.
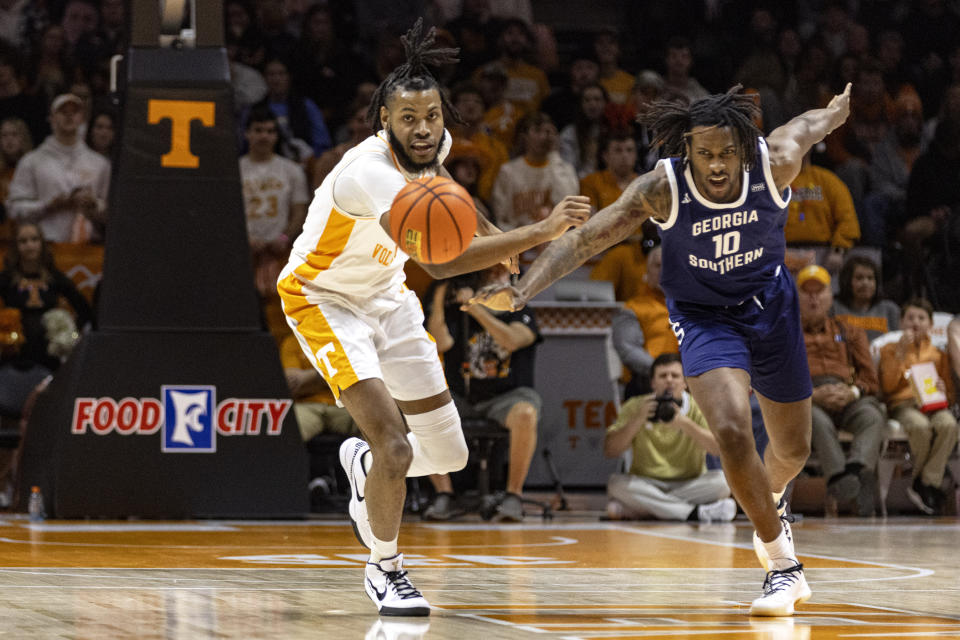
[403,401,468,477]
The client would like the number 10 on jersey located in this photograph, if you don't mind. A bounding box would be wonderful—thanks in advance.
[711,231,741,258]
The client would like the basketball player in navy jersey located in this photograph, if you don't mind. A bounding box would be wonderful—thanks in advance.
[473,84,852,616]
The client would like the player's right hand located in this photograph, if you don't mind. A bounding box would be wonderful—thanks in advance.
[469,283,527,311]
[541,195,591,240]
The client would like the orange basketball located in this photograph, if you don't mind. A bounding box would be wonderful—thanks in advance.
[389,176,477,264]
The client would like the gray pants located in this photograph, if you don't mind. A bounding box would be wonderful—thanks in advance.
[892,405,959,488]
[810,397,885,479]
[607,470,731,521]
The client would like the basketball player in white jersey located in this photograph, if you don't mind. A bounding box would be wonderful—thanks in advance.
[277,20,590,617]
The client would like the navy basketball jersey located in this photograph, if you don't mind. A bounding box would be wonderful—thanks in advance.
[653,138,790,306]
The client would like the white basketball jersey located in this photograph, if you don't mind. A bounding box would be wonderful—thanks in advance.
[279,130,451,313]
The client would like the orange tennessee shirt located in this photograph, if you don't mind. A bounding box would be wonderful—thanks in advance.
[580,169,636,211]
[878,336,955,408]
[623,283,678,358]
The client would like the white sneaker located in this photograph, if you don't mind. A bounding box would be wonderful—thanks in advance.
[365,619,430,640]
[753,498,792,572]
[364,553,430,617]
[340,437,373,549]
[750,563,812,616]
[697,497,737,523]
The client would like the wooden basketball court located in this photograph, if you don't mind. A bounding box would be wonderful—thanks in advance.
[1,514,957,638]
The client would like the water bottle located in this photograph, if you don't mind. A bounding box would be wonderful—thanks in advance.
[28,486,45,522]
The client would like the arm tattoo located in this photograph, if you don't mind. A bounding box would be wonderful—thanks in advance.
[518,168,670,300]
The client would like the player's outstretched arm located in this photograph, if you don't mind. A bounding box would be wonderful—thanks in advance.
[439,164,520,272]
[765,82,852,190]
[418,195,592,279]
[471,165,670,311]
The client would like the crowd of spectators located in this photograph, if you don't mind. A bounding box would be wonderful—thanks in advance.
[0,1,959,516]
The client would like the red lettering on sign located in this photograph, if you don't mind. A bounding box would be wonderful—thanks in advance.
[72,398,95,433]
[216,399,240,435]
[245,401,265,435]
[70,395,288,437]
[266,400,291,435]
[115,398,140,434]
[92,398,118,433]
[140,399,162,434]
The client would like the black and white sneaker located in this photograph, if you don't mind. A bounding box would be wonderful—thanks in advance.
[364,553,430,616]
[339,437,374,549]
[753,498,794,571]
[750,563,812,616]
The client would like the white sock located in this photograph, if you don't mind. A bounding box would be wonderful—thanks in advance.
[772,489,784,505]
[761,529,798,571]
[370,535,398,563]
[360,449,371,474]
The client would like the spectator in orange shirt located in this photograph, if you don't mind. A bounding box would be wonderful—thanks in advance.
[593,28,634,105]
[877,298,957,514]
[449,82,509,204]
[580,130,638,212]
[476,62,524,154]
[785,151,861,274]
[612,243,679,399]
[488,19,549,115]
[589,220,659,302]
[798,265,884,516]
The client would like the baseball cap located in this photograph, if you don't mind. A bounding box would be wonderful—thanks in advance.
[796,264,830,288]
[50,93,83,113]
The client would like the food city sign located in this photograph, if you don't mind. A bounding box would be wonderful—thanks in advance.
[71,386,292,453]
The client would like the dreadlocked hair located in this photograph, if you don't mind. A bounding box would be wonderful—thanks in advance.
[366,18,462,130]
[637,85,762,170]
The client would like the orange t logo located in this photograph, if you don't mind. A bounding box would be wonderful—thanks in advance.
[147,99,216,168]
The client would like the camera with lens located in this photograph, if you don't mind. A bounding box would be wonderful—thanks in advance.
[653,390,682,422]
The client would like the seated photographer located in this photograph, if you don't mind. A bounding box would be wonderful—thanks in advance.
[603,353,736,523]
[422,265,542,522]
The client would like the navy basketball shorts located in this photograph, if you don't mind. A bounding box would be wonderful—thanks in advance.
[666,268,813,403]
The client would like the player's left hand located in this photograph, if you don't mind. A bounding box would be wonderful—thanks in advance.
[827,82,852,119]
[469,283,527,311]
